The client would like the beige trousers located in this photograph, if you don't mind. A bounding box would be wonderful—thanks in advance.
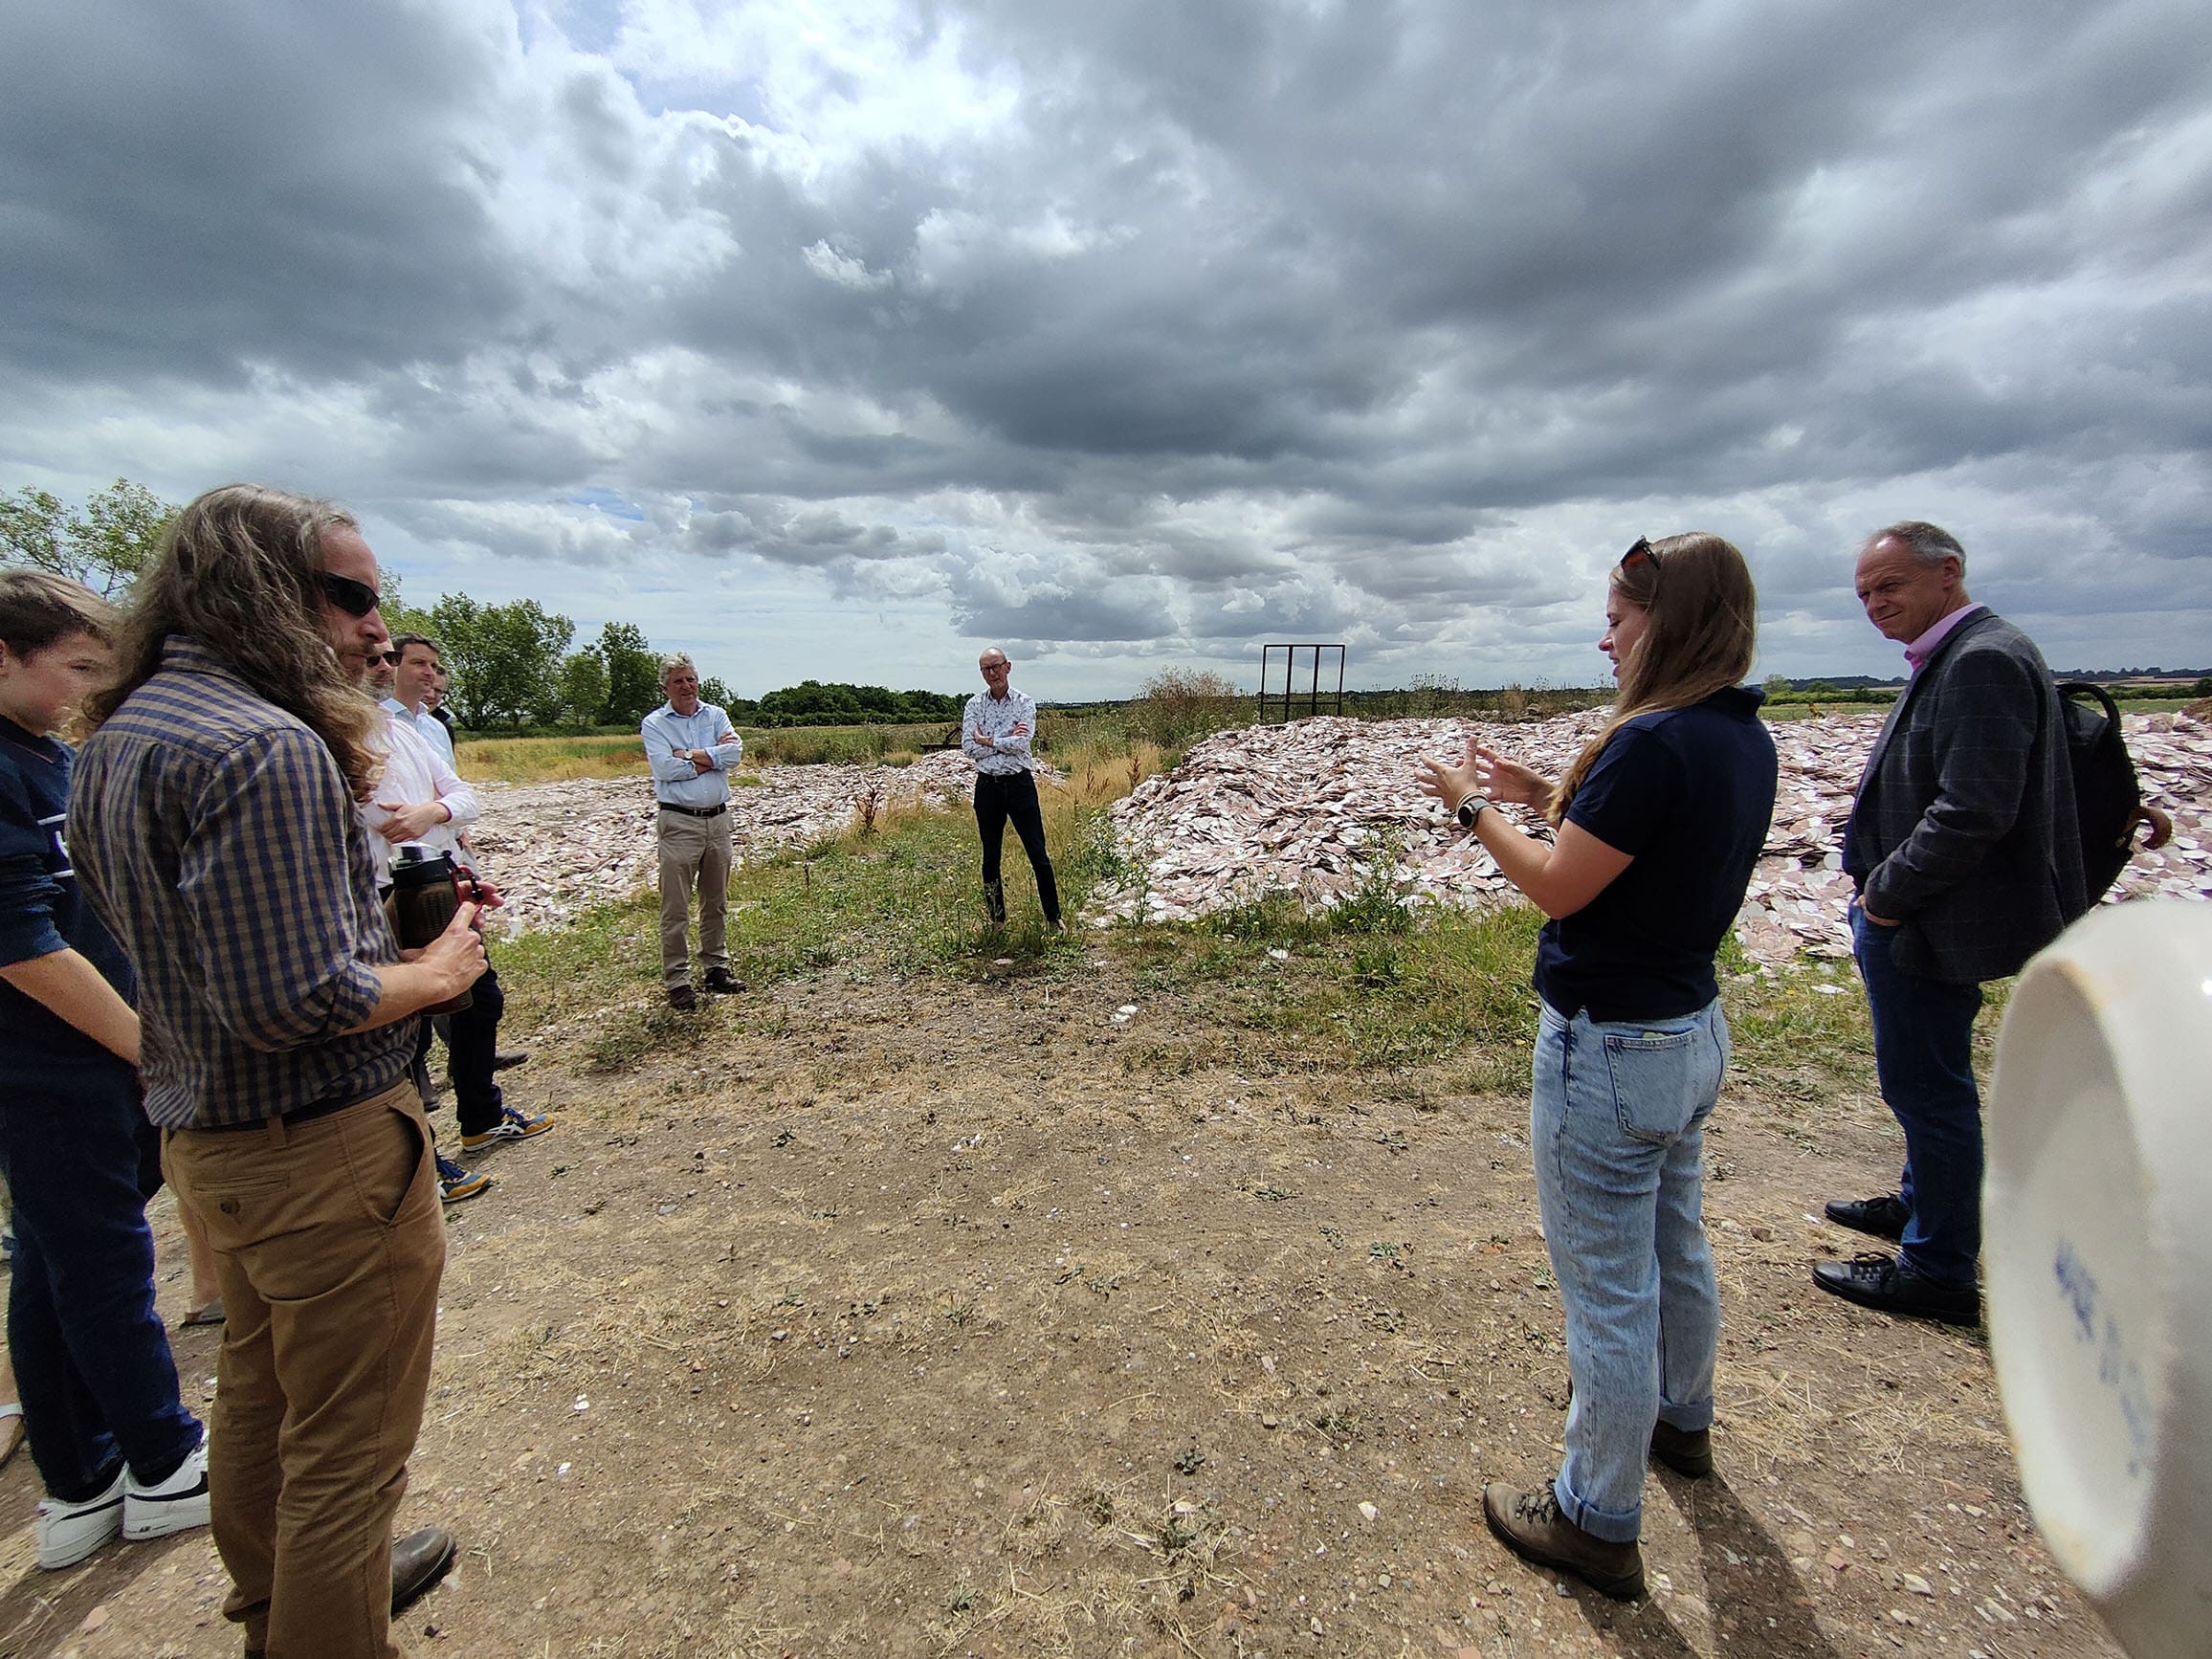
[163,1081,446,1659]
[657,806,733,988]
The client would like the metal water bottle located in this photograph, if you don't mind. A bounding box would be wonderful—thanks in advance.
[387,843,476,1013]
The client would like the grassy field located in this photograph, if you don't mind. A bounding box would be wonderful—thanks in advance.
[492,731,1899,1095]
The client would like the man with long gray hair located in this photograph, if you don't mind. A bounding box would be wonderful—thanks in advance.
[641,652,745,1010]
[70,484,478,1659]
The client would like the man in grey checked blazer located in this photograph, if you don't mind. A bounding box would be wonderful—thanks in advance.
[1815,521,2088,1326]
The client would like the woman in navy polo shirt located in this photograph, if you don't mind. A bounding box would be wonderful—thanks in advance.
[1419,533,1777,1600]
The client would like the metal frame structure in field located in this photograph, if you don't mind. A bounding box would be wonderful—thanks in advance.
[1258,644,1347,722]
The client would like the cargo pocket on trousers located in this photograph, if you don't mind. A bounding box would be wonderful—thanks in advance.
[1602,1024,1721,1145]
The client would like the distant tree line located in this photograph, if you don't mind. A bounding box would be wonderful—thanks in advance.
[1,479,970,732]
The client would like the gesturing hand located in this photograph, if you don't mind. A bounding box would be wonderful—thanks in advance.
[1468,741,1556,812]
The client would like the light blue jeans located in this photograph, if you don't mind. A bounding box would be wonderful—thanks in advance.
[1532,998,1726,1542]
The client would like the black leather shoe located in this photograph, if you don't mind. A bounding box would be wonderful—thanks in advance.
[667,985,697,1012]
[1824,1192,1909,1241]
[1649,1420,1712,1478]
[391,1524,456,1614]
[491,1049,530,1072]
[699,966,746,995]
[1811,1252,1980,1326]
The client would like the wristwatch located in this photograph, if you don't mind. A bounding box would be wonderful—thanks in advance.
[1456,794,1490,830]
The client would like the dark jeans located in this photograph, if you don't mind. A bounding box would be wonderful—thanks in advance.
[975,770,1059,922]
[414,961,506,1137]
[0,1055,201,1500]
[1852,903,1986,1290]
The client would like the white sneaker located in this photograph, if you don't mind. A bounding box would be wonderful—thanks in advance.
[123,1435,211,1541]
[36,1466,125,1570]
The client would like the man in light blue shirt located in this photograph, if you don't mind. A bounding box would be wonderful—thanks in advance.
[641,653,746,1010]
[381,635,457,768]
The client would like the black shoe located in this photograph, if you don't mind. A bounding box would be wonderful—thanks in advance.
[1824,1192,1909,1241]
[1481,1482,1644,1600]
[666,985,697,1012]
[1811,1252,1980,1326]
[1649,1420,1713,1479]
[391,1524,456,1614]
[491,1049,530,1072]
[699,966,746,995]
[983,879,1006,924]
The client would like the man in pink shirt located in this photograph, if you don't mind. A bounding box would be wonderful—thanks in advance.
[1817,521,2087,1325]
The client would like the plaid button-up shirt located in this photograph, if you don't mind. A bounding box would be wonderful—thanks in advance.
[68,637,415,1128]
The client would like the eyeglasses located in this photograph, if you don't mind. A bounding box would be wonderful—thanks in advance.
[1618,537,1660,573]
[371,649,401,666]
[318,571,382,617]
[980,661,1009,676]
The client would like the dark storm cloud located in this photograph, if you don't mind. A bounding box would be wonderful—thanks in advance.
[2,0,2207,692]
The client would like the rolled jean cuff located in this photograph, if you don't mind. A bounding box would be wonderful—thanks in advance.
[1657,1404,1713,1433]
[1554,1472,1641,1544]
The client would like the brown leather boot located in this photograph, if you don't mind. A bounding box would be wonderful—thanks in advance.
[1482,1482,1645,1600]
[1650,1420,1714,1478]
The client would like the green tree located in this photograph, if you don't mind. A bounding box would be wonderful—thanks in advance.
[377,572,440,648]
[430,594,573,729]
[556,650,610,726]
[0,479,176,599]
[697,675,736,711]
[598,620,662,725]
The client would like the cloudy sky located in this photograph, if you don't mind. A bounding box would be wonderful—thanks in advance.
[4,0,2207,698]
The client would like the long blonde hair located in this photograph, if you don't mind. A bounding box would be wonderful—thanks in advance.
[85,484,387,801]
[1551,532,1759,824]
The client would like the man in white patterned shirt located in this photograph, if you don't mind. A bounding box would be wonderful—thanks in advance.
[962,649,1060,929]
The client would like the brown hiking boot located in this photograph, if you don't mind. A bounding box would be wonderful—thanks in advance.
[1481,1482,1645,1600]
[1650,1420,1713,1478]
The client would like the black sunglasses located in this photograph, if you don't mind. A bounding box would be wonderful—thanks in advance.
[370,648,401,666]
[317,571,381,617]
[1619,537,1660,573]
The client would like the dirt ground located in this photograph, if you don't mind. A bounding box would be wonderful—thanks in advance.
[0,947,2121,1659]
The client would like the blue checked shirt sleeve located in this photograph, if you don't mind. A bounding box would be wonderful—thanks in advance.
[178,729,387,1049]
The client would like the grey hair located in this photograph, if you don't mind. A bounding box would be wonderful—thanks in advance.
[659,651,697,683]
[978,647,1010,667]
[1868,520,1966,574]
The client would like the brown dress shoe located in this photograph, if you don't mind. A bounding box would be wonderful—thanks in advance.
[667,984,698,1011]
[1650,1420,1713,1478]
[391,1523,456,1613]
[245,1525,453,1658]
[1482,1482,1645,1600]
[698,966,746,995]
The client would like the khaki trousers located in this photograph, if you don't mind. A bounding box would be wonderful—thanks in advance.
[164,1081,446,1659]
[657,807,733,988]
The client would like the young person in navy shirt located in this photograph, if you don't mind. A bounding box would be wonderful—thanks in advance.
[0,571,210,1569]
[1420,533,1777,1600]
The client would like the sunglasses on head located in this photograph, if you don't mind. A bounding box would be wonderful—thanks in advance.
[1618,537,1660,573]
[317,571,381,617]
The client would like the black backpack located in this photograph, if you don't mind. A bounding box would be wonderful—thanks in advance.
[2056,680,2164,901]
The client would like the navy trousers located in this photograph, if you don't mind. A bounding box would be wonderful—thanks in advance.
[1852,904,1987,1290]
[0,1055,200,1500]
[974,771,1060,923]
